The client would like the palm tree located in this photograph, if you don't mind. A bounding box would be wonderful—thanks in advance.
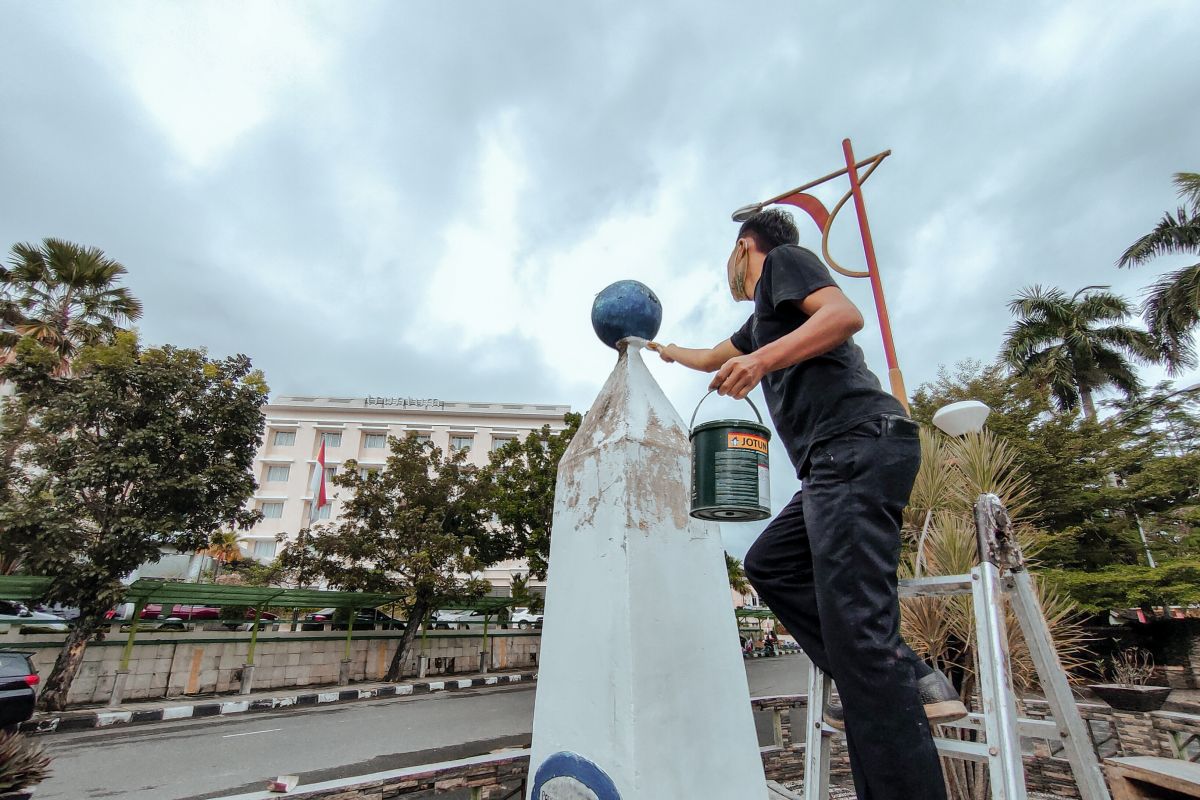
[726,552,750,595]
[202,530,246,582]
[1118,172,1200,372]
[1002,285,1158,420]
[2,239,143,374]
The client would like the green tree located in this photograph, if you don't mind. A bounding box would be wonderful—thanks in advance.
[726,553,750,595]
[482,413,582,579]
[1002,285,1158,419]
[1118,172,1200,370]
[912,361,1199,577]
[279,435,492,681]
[0,333,266,710]
[1045,560,1200,616]
[2,239,143,374]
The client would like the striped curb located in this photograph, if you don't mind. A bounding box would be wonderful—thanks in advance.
[19,670,537,736]
[743,649,803,660]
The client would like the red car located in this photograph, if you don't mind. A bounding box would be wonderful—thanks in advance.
[106,605,277,622]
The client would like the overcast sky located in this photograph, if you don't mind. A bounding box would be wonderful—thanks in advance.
[2,2,1197,556]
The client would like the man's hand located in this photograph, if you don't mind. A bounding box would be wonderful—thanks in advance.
[646,342,676,363]
[710,353,766,399]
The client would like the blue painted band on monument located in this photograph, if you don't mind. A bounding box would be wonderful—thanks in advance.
[531,752,622,800]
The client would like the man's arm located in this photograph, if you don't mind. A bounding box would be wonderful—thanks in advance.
[709,286,864,399]
[647,338,743,373]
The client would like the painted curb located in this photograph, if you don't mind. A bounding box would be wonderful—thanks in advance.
[19,670,538,736]
[743,650,802,660]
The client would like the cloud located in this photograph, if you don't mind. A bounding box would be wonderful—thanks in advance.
[1,0,1197,538]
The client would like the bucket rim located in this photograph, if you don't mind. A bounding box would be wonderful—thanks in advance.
[689,419,772,439]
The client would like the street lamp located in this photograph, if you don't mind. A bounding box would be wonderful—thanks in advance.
[932,400,992,437]
[731,139,909,410]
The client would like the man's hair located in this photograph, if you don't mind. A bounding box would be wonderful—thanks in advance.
[738,209,800,253]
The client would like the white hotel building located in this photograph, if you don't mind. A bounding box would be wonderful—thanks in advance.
[243,394,571,592]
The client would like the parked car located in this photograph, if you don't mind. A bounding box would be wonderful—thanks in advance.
[510,607,543,629]
[0,651,39,731]
[433,609,498,630]
[0,601,68,632]
[301,608,405,631]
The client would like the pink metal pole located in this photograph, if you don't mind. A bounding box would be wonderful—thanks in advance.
[841,138,908,411]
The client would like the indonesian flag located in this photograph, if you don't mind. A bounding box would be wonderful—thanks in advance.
[309,441,328,523]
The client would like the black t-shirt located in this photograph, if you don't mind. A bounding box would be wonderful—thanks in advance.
[729,244,904,475]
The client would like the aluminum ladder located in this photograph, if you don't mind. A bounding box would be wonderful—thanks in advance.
[801,493,1111,800]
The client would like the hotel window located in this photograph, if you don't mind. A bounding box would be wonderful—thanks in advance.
[321,432,342,448]
[313,503,332,520]
[359,466,380,479]
[260,501,284,519]
[491,437,514,452]
[451,435,474,452]
[364,433,386,449]
[273,430,296,446]
[266,465,290,482]
[324,466,338,483]
[410,432,432,443]
[253,540,277,560]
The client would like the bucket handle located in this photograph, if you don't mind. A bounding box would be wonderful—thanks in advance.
[689,389,765,432]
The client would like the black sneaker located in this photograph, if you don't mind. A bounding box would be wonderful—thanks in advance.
[822,669,967,731]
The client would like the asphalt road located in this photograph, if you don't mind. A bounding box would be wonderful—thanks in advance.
[35,656,809,800]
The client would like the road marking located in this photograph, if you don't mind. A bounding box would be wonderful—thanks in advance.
[222,728,282,738]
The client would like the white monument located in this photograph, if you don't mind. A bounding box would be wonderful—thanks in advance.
[528,338,767,799]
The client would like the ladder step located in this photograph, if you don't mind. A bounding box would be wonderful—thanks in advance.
[938,712,1062,741]
[898,574,975,597]
[933,736,992,763]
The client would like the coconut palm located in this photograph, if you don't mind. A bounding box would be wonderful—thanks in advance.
[2,239,143,374]
[1118,172,1200,371]
[202,530,246,582]
[1002,285,1158,420]
[726,552,750,595]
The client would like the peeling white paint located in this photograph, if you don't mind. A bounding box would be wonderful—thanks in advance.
[529,340,766,799]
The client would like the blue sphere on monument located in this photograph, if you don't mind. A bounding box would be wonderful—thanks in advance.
[591,280,663,349]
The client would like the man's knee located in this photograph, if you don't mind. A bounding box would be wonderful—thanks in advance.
[743,539,769,587]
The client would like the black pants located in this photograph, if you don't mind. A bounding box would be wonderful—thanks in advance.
[744,418,946,800]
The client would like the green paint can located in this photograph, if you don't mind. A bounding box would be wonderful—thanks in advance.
[689,390,771,521]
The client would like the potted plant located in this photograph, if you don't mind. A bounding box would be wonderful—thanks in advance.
[1089,647,1172,712]
[0,731,52,799]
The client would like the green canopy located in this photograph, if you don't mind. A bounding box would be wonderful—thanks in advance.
[120,579,406,610]
[0,576,52,601]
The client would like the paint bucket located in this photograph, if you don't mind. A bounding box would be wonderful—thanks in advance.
[688,390,771,521]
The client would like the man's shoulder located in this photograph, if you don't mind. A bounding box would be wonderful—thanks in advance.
[762,244,836,302]
[766,244,823,268]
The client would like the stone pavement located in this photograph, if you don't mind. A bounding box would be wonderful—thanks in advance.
[20,667,538,735]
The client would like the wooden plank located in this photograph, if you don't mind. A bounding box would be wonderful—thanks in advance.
[1104,756,1200,799]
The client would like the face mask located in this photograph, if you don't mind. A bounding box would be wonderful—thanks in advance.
[727,240,751,301]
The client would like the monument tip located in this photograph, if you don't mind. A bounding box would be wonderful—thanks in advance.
[617,336,649,353]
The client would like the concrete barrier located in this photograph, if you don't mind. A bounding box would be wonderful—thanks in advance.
[2,626,539,706]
